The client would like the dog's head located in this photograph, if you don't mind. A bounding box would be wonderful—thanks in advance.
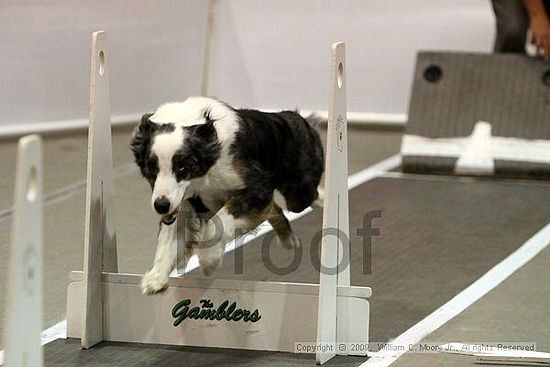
[130,111,221,221]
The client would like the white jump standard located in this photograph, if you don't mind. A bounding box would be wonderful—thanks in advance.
[66,31,371,365]
[3,135,44,367]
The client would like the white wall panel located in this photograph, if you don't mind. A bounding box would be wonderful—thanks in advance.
[207,0,495,114]
[1,1,496,128]
[0,1,208,126]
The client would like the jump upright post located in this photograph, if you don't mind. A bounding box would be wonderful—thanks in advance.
[80,30,118,349]
[316,41,356,364]
[66,31,371,365]
[3,135,44,367]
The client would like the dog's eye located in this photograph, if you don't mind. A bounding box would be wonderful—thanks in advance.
[176,162,186,173]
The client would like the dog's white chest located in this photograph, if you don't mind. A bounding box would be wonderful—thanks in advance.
[187,163,243,211]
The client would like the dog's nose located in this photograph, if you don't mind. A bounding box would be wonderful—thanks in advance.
[154,196,171,214]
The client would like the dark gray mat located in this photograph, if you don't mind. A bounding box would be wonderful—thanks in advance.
[199,176,550,343]
[45,339,364,367]
[402,52,550,178]
[44,176,550,366]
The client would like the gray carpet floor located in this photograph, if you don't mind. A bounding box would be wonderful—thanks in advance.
[44,175,550,366]
[2,125,549,367]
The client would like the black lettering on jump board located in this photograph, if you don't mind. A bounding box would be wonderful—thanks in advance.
[172,299,261,326]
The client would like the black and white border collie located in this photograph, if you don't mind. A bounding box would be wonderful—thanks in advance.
[130,97,324,294]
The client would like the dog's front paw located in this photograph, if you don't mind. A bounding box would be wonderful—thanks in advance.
[141,269,169,295]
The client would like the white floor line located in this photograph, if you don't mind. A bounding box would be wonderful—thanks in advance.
[0,153,401,359]
[348,154,401,190]
[0,320,67,365]
[40,320,67,345]
[361,221,550,367]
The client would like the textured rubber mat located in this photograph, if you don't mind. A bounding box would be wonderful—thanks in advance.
[202,175,550,343]
[44,176,550,366]
[44,338,364,367]
[402,52,550,178]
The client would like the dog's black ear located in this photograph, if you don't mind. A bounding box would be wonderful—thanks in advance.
[193,108,217,140]
[130,113,155,168]
[203,107,215,124]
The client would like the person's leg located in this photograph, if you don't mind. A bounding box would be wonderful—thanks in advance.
[491,0,530,53]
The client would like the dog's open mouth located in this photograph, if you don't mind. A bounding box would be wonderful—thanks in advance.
[161,210,178,225]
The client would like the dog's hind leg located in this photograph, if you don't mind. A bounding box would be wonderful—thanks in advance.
[267,203,301,249]
[198,197,271,276]
[175,205,205,272]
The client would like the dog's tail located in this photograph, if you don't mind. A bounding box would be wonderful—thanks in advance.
[312,186,325,209]
[304,112,324,131]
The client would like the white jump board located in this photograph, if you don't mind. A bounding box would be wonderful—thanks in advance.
[67,272,371,352]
